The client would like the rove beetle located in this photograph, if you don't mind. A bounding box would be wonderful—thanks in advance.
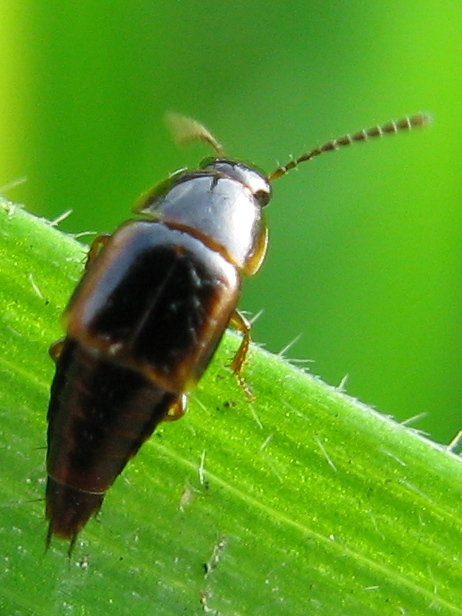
[46,112,429,551]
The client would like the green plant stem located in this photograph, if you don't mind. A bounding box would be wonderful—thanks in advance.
[0,200,461,616]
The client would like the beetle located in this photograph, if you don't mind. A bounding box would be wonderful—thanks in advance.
[45,112,429,552]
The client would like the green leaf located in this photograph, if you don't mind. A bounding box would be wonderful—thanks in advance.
[0,200,461,616]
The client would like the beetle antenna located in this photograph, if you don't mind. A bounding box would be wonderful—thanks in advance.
[166,112,225,156]
[268,112,431,182]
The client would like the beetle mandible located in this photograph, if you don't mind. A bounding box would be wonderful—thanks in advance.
[45,112,429,552]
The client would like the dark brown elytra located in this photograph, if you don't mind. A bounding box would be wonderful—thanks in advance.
[45,111,429,554]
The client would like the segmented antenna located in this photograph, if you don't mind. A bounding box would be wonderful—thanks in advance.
[268,113,431,182]
[166,112,225,156]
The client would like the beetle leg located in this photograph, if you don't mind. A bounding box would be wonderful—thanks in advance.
[164,394,188,422]
[85,233,112,269]
[228,310,254,400]
[49,338,66,363]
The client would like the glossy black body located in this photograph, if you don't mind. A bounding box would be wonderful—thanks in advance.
[46,159,271,547]
[46,113,425,548]
[47,339,177,540]
[65,222,241,391]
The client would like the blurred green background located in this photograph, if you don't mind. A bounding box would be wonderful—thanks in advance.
[0,1,460,444]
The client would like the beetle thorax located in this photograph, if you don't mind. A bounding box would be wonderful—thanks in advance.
[138,160,271,276]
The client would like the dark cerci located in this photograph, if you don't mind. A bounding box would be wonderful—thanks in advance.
[46,112,429,552]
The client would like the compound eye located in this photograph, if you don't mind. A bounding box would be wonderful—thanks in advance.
[254,189,271,208]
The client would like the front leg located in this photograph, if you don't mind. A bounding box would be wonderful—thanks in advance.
[85,233,112,270]
[228,309,254,400]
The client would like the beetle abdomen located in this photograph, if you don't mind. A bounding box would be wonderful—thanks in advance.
[46,338,178,543]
